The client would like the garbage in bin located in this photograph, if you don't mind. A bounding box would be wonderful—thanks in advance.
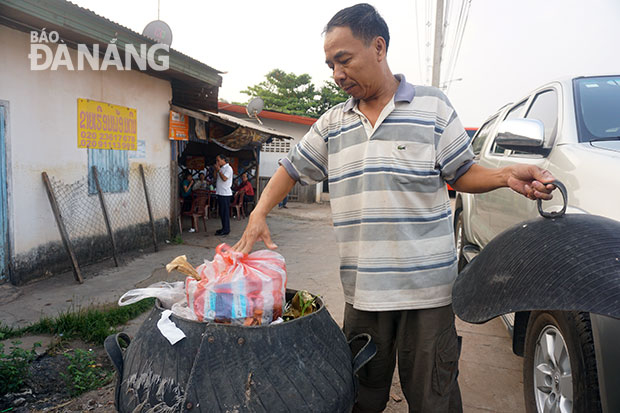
[283,290,318,321]
[186,243,286,325]
[119,244,287,327]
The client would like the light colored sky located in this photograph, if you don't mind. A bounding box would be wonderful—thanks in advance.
[72,0,620,126]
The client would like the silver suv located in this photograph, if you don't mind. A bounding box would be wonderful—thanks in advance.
[455,75,620,413]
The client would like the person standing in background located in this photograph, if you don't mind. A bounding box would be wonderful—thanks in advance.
[214,154,233,235]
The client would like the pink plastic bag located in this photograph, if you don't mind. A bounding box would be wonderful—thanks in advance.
[186,244,287,324]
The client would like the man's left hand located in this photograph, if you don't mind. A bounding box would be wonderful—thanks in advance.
[506,165,555,200]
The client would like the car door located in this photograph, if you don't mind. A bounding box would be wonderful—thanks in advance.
[471,99,530,246]
[465,114,501,246]
[484,88,560,237]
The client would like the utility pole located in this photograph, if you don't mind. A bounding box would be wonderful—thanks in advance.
[431,0,445,88]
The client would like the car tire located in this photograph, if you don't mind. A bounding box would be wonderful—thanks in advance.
[453,207,467,273]
[523,311,601,413]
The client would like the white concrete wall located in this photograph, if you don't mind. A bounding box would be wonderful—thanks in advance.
[255,118,311,177]
[219,111,321,203]
[0,26,172,256]
[217,110,311,177]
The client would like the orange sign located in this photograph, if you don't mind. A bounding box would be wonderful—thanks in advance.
[169,110,189,140]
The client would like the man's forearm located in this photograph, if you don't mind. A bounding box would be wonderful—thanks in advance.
[450,164,509,194]
[252,166,296,217]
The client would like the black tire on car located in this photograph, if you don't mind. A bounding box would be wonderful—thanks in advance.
[453,207,467,273]
[523,311,601,413]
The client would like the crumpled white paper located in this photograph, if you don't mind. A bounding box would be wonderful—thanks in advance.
[157,310,186,345]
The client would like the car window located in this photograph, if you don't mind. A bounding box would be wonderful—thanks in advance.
[525,90,558,141]
[504,100,528,120]
[574,76,620,142]
[471,116,498,156]
[490,100,527,155]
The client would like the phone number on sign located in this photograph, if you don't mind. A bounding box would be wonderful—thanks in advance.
[80,131,137,150]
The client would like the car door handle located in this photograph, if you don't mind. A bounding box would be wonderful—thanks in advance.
[537,180,567,218]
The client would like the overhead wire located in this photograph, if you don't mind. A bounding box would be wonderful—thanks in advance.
[414,0,424,82]
[441,0,458,89]
[446,0,471,94]
[425,0,434,84]
[443,0,465,90]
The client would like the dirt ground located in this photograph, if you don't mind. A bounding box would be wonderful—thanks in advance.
[1,201,522,412]
[1,341,115,412]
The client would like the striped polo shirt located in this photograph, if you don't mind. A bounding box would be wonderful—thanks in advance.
[280,74,474,311]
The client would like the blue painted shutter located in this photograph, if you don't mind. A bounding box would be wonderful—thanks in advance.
[88,149,129,194]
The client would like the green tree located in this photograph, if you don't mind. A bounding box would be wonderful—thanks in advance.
[241,69,349,118]
[311,80,350,117]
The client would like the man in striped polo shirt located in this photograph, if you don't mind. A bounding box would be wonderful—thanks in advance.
[234,4,555,412]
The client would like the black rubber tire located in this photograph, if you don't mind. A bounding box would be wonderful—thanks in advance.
[453,207,467,273]
[523,311,601,413]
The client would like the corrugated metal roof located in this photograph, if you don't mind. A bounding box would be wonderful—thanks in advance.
[218,102,318,126]
[171,104,292,152]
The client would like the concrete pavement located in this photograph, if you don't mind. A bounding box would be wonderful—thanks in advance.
[0,201,525,412]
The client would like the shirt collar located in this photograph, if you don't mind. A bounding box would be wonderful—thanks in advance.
[343,73,415,112]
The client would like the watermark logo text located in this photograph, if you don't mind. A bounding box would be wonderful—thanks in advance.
[28,29,169,71]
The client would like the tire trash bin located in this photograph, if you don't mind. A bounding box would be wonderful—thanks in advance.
[106,244,376,412]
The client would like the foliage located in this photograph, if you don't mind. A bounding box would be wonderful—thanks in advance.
[0,341,40,394]
[241,69,349,118]
[0,298,154,344]
[171,234,184,245]
[309,80,350,117]
[61,349,113,397]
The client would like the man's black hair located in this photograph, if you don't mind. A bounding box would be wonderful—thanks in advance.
[217,154,228,163]
[324,3,390,51]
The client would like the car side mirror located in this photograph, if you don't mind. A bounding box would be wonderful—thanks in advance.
[496,119,548,154]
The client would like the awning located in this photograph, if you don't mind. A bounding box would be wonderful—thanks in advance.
[170,104,292,151]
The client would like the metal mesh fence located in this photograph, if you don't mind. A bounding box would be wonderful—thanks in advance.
[48,164,171,269]
[50,175,108,242]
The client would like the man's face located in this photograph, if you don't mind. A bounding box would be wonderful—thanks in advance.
[324,26,381,100]
[216,156,223,167]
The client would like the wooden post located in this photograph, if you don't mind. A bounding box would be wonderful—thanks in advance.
[91,166,119,267]
[171,155,180,237]
[139,164,158,252]
[254,147,261,200]
[41,172,83,284]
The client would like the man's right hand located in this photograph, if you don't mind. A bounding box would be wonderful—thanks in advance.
[232,213,278,255]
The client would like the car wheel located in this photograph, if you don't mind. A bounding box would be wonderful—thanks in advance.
[453,207,467,272]
[523,311,601,413]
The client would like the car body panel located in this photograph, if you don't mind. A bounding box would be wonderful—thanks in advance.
[456,74,620,412]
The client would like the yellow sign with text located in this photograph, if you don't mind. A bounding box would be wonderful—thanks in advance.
[77,99,137,150]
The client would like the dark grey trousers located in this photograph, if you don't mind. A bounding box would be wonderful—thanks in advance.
[344,303,463,413]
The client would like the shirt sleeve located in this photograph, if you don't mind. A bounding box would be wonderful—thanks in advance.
[224,165,233,181]
[280,116,329,186]
[434,92,475,185]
